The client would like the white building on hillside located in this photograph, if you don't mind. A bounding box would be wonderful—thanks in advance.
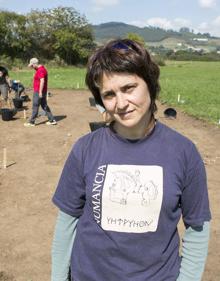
[193,38,208,42]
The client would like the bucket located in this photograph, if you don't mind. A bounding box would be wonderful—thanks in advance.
[89,122,106,132]
[20,95,29,102]
[164,108,177,119]
[89,97,96,107]
[1,108,14,121]
[13,98,23,108]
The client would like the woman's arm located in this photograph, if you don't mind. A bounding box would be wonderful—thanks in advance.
[177,221,210,281]
[51,210,78,281]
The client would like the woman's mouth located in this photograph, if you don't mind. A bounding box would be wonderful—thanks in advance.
[118,109,134,118]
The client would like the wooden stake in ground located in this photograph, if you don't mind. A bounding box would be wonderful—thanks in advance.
[3,148,7,169]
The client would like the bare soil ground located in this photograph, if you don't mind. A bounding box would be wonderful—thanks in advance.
[0,90,219,281]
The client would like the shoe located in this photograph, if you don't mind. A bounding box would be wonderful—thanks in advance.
[46,120,57,125]
[24,122,35,127]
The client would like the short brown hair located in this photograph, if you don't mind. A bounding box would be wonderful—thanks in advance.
[85,38,160,114]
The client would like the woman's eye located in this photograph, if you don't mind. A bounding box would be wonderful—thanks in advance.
[123,85,136,93]
[127,86,134,91]
[103,92,115,98]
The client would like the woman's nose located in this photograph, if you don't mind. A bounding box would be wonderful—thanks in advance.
[116,93,128,110]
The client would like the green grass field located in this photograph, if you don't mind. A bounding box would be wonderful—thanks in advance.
[10,61,220,124]
[10,67,87,90]
[160,61,220,124]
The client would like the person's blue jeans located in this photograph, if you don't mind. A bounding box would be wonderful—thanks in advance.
[29,92,54,124]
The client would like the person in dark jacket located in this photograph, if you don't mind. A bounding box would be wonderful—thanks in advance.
[0,66,10,102]
[10,80,25,99]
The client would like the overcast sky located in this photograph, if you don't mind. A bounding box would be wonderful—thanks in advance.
[1,0,220,36]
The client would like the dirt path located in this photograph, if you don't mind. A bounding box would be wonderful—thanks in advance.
[0,90,219,281]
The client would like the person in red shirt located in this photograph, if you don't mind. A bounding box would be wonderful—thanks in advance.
[24,58,57,127]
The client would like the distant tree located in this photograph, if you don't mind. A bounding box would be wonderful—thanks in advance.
[179,27,190,33]
[25,9,53,59]
[0,10,30,60]
[203,32,211,38]
[51,7,95,64]
[168,50,220,61]
[126,32,145,45]
[26,6,95,64]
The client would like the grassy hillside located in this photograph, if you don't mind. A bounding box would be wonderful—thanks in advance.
[147,38,186,49]
[93,22,180,43]
[92,22,220,51]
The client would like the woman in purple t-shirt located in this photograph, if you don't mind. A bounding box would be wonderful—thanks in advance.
[51,39,211,281]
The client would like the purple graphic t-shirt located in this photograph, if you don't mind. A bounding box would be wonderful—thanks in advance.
[52,121,211,281]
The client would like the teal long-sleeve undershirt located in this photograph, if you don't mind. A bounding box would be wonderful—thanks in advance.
[177,221,210,281]
[51,211,78,281]
[51,210,210,281]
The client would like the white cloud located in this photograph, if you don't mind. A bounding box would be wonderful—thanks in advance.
[197,17,220,36]
[92,0,120,12]
[198,0,216,8]
[147,17,173,30]
[198,22,209,29]
[213,16,220,25]
[129,17,191,31]
[129,16,220,37]
[92,0,120,7]
[173,18,191,28]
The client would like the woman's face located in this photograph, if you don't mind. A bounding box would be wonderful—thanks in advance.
[100,72,152,139]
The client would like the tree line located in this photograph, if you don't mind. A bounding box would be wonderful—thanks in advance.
[1,6,219,68]
[0,6,96,67]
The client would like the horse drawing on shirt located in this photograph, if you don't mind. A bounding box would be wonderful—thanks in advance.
[138,180,158,206]
[109,170,158,206]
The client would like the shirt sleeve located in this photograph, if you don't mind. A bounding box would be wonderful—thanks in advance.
[38,68,46,79]
[181,143,211,227]
[51,210,78,281]
[177,221,210,281]
[52,140,86,217]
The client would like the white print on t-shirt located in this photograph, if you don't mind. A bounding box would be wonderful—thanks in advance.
[109,170,158,206]
[92,165,107,224]
[101,165,163,233]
